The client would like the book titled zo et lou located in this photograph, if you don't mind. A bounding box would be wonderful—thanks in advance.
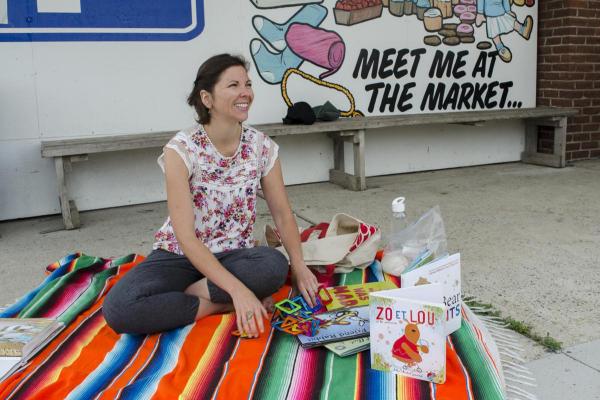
[369,285,447,384]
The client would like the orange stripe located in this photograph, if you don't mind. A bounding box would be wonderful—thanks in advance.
[0,302,106,400]
[213,286,290,400]
[32,323,121,399]
[434,341,470,400]
[159,314,233,399]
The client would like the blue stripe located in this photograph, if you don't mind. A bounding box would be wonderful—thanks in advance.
[65,334,144,400]
[119,324,193,400]
[0,253,78,317]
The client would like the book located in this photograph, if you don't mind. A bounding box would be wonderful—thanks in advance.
[401,253,461,335]
[0,318,64,380]
[369,285,447,384]
[324,337,370,357]
[318,281,397,311]
[297,306,370,348]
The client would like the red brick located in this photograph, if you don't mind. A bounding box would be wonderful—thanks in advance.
[570,150,591,159]
[590,149,600,158]
[574,80,595,90]
[571,115,591,124]
[582,124,600,132]
[581,141,599,149]
[578,8,599,18]
[572,133,591,141]
[568,124,583,133]
[592,132,600,141]
[551,98,574,107]
[584,72,600,81]
[577,27,600,36]
[567,0,588,8]
[573,64,595,73]
[552,81,577,90]
[569,36,587,45]
[555,27,578,35]
[573,99,593,107]
[584,90,600,98]
[559,90,584,98]
[566,142,581,151]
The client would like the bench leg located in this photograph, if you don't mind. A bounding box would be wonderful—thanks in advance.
[521,117,567,168]
[54,156,80,230]
[328,130,367,191]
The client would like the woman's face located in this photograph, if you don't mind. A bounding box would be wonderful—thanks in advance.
[204,65,254,124]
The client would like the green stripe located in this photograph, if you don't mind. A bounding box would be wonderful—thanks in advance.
[451,316,505,399]
[254,333,300,400]
[319,269,365,400]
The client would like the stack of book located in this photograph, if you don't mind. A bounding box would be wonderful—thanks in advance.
[295,281,395,356]
[0,318,65,380]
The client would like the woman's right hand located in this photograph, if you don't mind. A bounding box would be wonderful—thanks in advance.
[230,285,268,338]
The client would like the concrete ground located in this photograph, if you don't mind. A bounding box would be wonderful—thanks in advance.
[1,160,599,399]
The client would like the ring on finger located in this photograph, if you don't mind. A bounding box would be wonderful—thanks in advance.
[245,311,254,321]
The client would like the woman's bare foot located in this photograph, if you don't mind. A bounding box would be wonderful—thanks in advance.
[261,296,275,313]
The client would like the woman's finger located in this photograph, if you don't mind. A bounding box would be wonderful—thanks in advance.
[301,286,314,308]
[256,306,266,333]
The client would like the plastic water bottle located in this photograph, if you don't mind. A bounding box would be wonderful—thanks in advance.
[390,197,407,236]
[381,197,409,275]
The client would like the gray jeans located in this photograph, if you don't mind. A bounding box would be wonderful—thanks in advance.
[103,247,289,335]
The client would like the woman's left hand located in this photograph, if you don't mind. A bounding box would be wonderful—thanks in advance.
[291,262,319,308]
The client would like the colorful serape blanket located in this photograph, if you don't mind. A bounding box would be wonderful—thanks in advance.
[0,253,507,400]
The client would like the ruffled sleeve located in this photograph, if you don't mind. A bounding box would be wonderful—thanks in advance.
[260,133,279,178]
[157,131,194,178]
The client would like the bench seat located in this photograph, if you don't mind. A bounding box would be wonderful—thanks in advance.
[41,106,578,229]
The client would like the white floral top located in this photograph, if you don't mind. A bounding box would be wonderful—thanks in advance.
[153,123,279,254]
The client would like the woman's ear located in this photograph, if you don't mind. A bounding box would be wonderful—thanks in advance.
[200,90,212,109]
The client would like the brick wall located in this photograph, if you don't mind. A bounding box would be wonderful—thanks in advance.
[537,0,600,161]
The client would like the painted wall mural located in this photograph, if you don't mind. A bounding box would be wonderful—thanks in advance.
[248,0,536,117]
[0,0,205,41]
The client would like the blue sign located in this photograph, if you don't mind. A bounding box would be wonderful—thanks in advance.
[0,0,204,42]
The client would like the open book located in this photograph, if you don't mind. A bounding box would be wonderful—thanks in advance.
[401,253,461,335]
[297,306,370,349]
[0,318,64,380]
[369,285,447,384]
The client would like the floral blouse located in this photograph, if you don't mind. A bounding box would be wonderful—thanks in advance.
[153,123,279,254]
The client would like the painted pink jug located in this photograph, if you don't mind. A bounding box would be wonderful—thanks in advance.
[285,22,346,79]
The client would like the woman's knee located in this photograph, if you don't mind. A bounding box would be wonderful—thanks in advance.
[248,247,289,295]
[103,281,138,334]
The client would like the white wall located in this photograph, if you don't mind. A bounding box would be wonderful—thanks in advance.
[0,1,537,220]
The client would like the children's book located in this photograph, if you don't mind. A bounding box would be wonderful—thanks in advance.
[0,318,64,380]
[324,337,370,357]
[318,281,397,311]
[297,306,370,348]
[369,285,447,384]
[401,253,461,335]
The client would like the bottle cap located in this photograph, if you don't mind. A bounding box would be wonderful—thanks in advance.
[391,197,405,213]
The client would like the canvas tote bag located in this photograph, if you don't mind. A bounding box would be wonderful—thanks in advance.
[263,213,381,273]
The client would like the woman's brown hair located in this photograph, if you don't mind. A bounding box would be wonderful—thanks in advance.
[187,54,250,124]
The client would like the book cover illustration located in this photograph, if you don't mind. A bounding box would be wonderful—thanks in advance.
[401,253,461,335]
[369,285,447,384]
[0,319,56,357]
[318,281,397,311]
[324,337,370,357]
[297,306,370,348]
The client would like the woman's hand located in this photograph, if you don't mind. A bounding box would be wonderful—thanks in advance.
[291,262,320,308]
[230,285,268,338]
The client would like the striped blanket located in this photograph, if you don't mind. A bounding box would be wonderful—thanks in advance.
[0,253,507,400]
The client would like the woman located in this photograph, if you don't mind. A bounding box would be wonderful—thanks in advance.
[103,54,319,337]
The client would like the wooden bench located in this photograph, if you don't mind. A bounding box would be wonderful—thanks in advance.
[41,106,577,229]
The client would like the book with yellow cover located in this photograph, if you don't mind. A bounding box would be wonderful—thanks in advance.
[318,281,397,311]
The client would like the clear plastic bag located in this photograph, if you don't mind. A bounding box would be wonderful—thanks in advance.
[381,205,447,276]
